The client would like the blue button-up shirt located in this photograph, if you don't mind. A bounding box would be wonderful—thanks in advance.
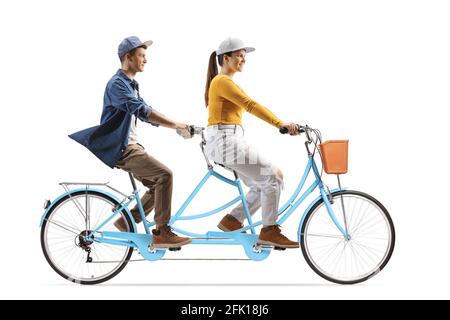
[69,69,154,168]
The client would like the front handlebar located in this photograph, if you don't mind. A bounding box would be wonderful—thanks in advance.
[279,125,305,134]
[279,124,313,142]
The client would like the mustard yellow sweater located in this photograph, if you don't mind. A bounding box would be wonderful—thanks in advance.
[207,75,282,128]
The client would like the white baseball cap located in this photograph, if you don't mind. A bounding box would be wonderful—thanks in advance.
[216,37,255,55]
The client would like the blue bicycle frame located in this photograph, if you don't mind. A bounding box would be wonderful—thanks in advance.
[41,146,348,261]
[170,154,348,241]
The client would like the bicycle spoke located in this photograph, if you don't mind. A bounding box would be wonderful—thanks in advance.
[329,241,348,277]
[349,200,372,235]
[351,238,387,257]
[311,239,346,267]
[352,216,386,238]
[305,233,345,239]
[45,219,80,235]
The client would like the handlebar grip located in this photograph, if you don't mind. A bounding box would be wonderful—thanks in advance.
[189,125,204,135]
[279,125,305,134]
[279,127,289,134]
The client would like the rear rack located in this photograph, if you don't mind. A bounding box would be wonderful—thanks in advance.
[59,181,129,198]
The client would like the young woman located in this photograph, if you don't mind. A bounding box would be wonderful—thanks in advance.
[204,37,300,248]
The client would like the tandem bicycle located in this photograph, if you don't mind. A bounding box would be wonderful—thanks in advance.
[40,125,395,284]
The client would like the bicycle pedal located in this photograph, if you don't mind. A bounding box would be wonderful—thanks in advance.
[169,247,181,252]
[274,246,286,251]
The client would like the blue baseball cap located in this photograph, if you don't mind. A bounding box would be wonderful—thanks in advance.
[118,36,153,58]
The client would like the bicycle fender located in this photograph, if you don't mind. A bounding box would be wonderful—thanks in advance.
[39,188,135,230]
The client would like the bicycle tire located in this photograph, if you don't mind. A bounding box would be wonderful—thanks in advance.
[41,190,135,285]
[300,190,395,284]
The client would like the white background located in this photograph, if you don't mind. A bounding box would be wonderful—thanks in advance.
[0,0,449,299]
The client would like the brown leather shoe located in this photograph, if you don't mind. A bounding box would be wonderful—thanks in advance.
[218,214,244,232]
[257,225,299,248]
[152,225,192,248]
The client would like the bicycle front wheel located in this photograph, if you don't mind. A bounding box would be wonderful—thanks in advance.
[40,190,135,285]
[300,190,395,284]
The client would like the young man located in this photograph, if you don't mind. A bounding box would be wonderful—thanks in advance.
[69,36,191,248]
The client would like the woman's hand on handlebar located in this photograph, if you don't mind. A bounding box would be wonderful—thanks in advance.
[280,122,301,135]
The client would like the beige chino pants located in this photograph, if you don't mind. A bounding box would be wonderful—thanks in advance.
[115,143,173,225]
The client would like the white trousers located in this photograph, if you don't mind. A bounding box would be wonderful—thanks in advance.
[205,125,281,226]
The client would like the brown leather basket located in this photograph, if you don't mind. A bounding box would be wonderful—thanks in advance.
[319,140,349,174]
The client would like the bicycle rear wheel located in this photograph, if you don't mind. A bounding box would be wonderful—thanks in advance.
[40,190,135,285]
[300,190,395,284]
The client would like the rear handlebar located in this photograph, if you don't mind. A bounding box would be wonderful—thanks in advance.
[189,125,204,136]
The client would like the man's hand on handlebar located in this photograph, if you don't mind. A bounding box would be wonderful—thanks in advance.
[175,123,193,139]
[280,122,301,136]
[176,124,204,139]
